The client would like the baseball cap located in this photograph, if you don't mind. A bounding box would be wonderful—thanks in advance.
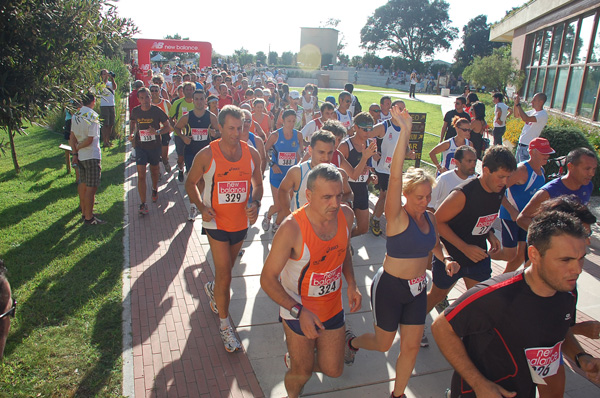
[325,96,336,106]
[529,137,555,154]
[289,90,301,99]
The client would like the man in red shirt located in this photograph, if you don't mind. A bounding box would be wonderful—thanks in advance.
[218,84,233,109]
[128,80,144,115]
[234,79,249,105]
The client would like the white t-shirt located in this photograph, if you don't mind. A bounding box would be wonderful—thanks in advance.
[429,170,475,210]
[301,118,323,142]
[71,106,101,161]
[378,111,392,123]
[518,109,548,145]
[100,81,115,107]
[163,73,173,84]
[494,102,509,127]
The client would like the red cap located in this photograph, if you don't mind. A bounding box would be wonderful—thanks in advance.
[529,137,555,154]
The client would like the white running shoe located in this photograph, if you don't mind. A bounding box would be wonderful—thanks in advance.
[204,281,218,314]
[261,211,271,231]
[220,325,242,353]
[344,328,358,365]
[188,204,199,221]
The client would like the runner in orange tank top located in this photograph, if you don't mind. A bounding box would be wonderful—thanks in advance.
[185,105,263,353]
[261,163,362,398]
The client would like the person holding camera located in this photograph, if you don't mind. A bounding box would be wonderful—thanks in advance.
[100,69,117,148]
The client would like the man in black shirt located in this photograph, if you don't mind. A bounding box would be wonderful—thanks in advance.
[440,96,470,142]
[432,211,600,398]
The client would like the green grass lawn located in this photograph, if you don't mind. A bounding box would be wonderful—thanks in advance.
[0,126,125,397]
[293,85,445,170]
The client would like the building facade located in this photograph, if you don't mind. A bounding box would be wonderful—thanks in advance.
[491,0,600,123]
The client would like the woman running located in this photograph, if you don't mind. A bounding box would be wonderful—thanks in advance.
[429,116,473,175]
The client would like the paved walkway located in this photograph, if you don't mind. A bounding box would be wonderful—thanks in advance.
[123,98,600,398]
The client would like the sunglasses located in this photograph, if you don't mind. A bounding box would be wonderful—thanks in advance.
[0,297,16,320]
[357,125,374,132]
[370,109,381,113]
[457,127,473,133]
[150,89,159,93]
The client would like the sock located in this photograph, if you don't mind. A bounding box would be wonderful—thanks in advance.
[348,337,358,352]
[219,317,231,329]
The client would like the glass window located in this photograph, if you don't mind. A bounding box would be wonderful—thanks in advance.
[580,66,600,119]
[523,68,531,98]
[573,14,595,63]
[565,66,584,114]
[532,32,543,66]
[527,68,537,99]
[545,68,556,104]
[561,20,578,64]
[549,24,564,65]
[590,16,600,62]
[535,68,546,94]
[553,68,569,110]
[523,35,535,67]
[541,30,552,65]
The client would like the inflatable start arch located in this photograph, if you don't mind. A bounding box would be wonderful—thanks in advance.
[137,38,212,71]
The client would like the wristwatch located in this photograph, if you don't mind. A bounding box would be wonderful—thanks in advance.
[575,352,592,368]
[290,304,303,319]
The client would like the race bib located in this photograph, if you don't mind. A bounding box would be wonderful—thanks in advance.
[408,274,428,297]
[384,156,392,170]
[182,110,189,116]
[191,128,208,141]
[307,264,342,297]
[471,214,497,235]
[217,181,248,204]
[278,152,296,166]
[139,129,155,142]
[524,341,563,384]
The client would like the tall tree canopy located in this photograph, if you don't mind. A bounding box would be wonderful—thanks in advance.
[454,15,504,70]
[0,0,136,172]
[462,45,523,95]
[360,0,457,65]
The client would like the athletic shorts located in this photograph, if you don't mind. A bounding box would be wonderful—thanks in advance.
[78,158,101,187]
[371,267,427,331]
[184,140,208,172]
[174,135,185,156]
[432,256,492,290]
[349,182,369,211]
[205,228,248,245]
[269,167,286,189]
[501,218,527,248]
[100,106,115,127]
[161,132,172,146]
[375,171,389,191]
[136,146,161,166]
[283,310,345,336]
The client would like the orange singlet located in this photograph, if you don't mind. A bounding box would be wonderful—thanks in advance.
[253,112,271,135]
[279,206,349,323]
[201,140,254,232]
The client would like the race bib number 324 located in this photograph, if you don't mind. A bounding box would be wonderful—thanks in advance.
[307,265,342,297]
[217,181,248,204]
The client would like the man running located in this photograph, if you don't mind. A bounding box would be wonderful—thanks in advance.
[301,102,336,143]
[260,164,362,398]
[129,88,172,214]
[185,105,263,352]
[170,82,196,181]
[428,146,477,211]
[336,91,353,131]
[432,210,600,398]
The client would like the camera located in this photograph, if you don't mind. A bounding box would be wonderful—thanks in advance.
[109,71,116,78]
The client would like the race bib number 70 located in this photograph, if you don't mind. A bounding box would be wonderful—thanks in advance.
[471,214,497,236]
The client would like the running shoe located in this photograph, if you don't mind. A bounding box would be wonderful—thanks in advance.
[284,352,291,369]
[421,333,429,348]
[163,161,171,173]
[344,328,358,365]
[84,216,106,225]
[178,167,184,182]
[139,203,149,215]
[371,218,382,236]
[188,204,199,221]
[219,325,242,353]
[435,297,450,314]
[445,388,451,398]
[389,394,407,398]
[261,211,271,231]
[152,189,158,203]
[204,281,218,314]
[272,222,280,234]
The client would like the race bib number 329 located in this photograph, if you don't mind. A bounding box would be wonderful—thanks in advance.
[217,181,248,204]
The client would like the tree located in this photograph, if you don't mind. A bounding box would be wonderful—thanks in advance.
[350,56,362,67]
[281,51,294,66]
[256,51,267,66]
[462,46,524,95]
[338,54,350,65]
[360,0,457,66]
[454,15,504,71]
[0,0,136,172]
[268,51,279,65]
[234,48,254,67]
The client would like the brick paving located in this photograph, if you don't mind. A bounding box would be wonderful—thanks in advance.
[125,156,264,398]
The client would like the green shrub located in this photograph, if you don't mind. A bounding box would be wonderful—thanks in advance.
[540,126,600,194]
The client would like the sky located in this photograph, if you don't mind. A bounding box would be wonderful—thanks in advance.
[114,0,527,63]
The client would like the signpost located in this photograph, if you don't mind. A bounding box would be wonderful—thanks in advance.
[409,113,426,168]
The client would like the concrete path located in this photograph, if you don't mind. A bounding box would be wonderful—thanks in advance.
[123,96,600,398]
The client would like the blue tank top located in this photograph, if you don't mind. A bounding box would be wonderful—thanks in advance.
[500,162,545,219]
[386,212,436,259]
[441,137,470,170]
[541,178,593,205]
[247,132,256,148]
[271,128,300,174]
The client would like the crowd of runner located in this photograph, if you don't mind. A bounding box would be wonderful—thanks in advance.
[88,62,600,398]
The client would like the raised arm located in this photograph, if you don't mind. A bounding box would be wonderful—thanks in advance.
[384,106,412,222]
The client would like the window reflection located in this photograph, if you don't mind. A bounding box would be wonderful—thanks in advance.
[573,15,594,63]
[561,20,578,64]
[564,67,584,114]
[549,24,564,65]
[580,67,599,118]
